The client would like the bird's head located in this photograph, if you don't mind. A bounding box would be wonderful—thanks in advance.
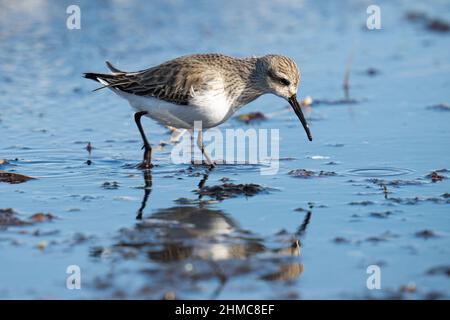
[256,55,312,141]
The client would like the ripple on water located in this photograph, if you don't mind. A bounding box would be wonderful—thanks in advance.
[347,167,414,177]
[4,148,131,183]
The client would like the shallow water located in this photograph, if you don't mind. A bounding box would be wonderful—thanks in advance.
[0,0,449,299]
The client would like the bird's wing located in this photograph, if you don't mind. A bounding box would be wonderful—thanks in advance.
[99,58,217,106]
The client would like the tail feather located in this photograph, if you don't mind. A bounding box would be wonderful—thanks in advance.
[84,61,127,92]
[83,72,117,91]
[83,72,114,82]
[105,61,125,74]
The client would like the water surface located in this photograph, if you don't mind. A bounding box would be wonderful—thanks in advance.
[0,0,449,299]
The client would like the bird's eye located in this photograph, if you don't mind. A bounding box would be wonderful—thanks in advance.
[279,78,290,86]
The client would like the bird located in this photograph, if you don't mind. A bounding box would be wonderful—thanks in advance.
[84,53,312,169]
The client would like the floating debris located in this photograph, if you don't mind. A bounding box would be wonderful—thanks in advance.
[236,112,266,124]
[1,209,58,229]
[158,140,168,147]
[288,169,337,178]
[32,229,59,237]
[405,11,427,22]
[388,196,449,205]
[301,96,313,107]
[365,67,380,77]
[369,211,393,219]
[196,183,268,200]
[427,103,450,112]
[0,171,35,184]
[426,266,450,277]
[163,291,176,300]
[427,19,450,33]
[289,169,314,178]
[415,229,438,239]
[102,181,120,190]
[0,208,30,227]
[366,231,399,243]
[366,178,423,187]
[333,237,350,244]
[36,241,47,251]
[318,171,337,177]
[30,213,56,223]
[399,282,417,293]
[348,200,375,206]
[427,171,444,182]
[405,11,450,33]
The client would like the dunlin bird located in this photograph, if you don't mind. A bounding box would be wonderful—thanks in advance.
[84,54,312,168]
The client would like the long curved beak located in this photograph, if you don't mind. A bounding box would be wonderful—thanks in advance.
[289,94,313,141]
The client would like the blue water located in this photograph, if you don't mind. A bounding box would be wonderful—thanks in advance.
[0,0,449,299]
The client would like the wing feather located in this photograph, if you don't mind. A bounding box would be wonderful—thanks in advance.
[101,57,218,106]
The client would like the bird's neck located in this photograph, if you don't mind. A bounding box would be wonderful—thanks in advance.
[226,57,267,108]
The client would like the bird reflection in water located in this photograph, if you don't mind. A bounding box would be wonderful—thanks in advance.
[106,169,312,298]
[136,170,152,220]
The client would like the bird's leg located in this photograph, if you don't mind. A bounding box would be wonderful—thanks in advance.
[134,111,153,169]
[196,130,215,168]
[189,129,194,165]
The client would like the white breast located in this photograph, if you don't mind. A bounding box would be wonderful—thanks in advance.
[110,79,235,129]
[188,84,234,128]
